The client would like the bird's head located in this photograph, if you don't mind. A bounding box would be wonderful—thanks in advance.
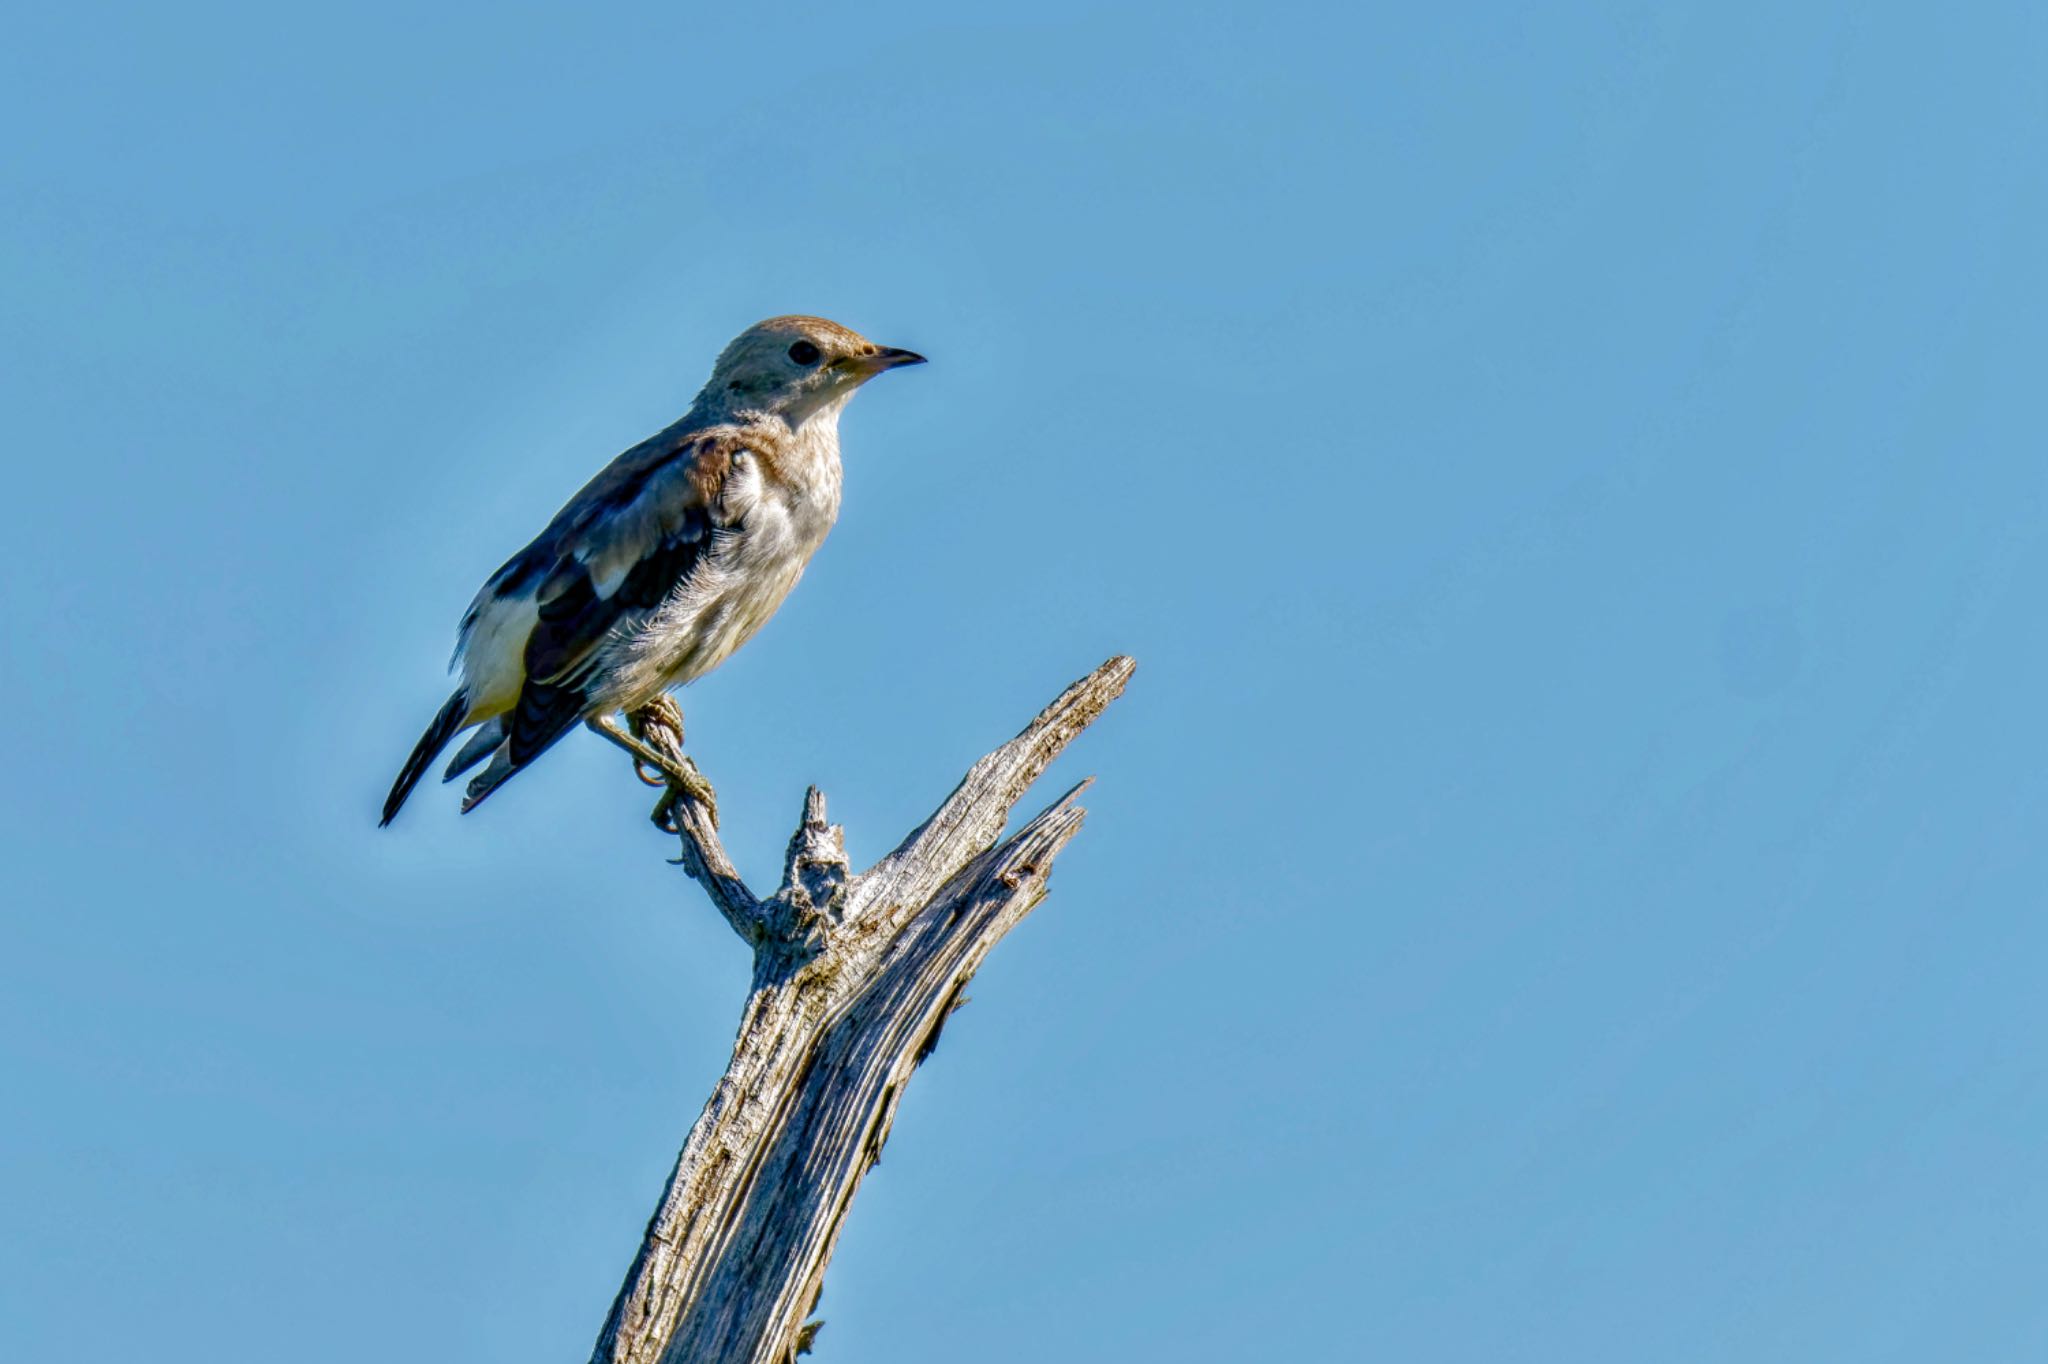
[697,315,925,426]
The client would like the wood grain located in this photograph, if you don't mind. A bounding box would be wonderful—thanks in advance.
[587,656,1134,1364]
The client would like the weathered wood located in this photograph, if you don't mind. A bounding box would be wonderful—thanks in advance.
[587,656,1134,1364]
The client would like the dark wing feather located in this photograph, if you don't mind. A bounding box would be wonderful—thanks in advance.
[496,434,738,768]
[507,679,589,766]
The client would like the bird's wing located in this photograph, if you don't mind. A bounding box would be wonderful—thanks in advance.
[523,437,738,687]
[472,430,743,767]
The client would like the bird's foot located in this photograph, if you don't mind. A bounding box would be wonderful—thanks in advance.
[629,695,686,766]
[588,707,719,830]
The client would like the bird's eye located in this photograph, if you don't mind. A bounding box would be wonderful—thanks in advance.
[787,340,822,366]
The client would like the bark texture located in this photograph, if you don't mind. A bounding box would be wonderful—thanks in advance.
[587,656,1134,1364]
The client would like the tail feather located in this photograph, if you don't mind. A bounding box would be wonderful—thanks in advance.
[442,717,504,783]
[457,711,583,815]
[381,691,469,827]
[459,746,521,814]
[456,678,590,816]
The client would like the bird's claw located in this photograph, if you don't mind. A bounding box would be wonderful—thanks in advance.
[630,694,687,746]
[628,700,717,828]
[649,756,719,831]
[589,708,720,830]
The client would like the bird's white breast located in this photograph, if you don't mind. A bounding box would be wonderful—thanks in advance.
[598,418,843,708]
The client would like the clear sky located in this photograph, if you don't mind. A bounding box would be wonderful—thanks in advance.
[4,3,2046,1360]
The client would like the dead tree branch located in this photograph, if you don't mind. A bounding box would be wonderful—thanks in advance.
[586,655,1135,1364]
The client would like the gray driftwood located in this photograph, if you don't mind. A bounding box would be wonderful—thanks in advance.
[586,655,1134,1364]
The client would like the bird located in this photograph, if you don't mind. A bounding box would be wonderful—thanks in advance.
[380,315,925,826]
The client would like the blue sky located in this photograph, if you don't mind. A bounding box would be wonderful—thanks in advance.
[4,3,2046,1360]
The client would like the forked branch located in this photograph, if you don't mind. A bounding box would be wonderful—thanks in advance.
[587,656,1133,1364]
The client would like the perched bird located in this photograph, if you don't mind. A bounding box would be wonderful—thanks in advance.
[380,315,925,826]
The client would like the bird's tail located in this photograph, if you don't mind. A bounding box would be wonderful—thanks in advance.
[381,690,469,826]
[454,693,584,816]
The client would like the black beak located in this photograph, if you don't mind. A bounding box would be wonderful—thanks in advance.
[847,346,927,375]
